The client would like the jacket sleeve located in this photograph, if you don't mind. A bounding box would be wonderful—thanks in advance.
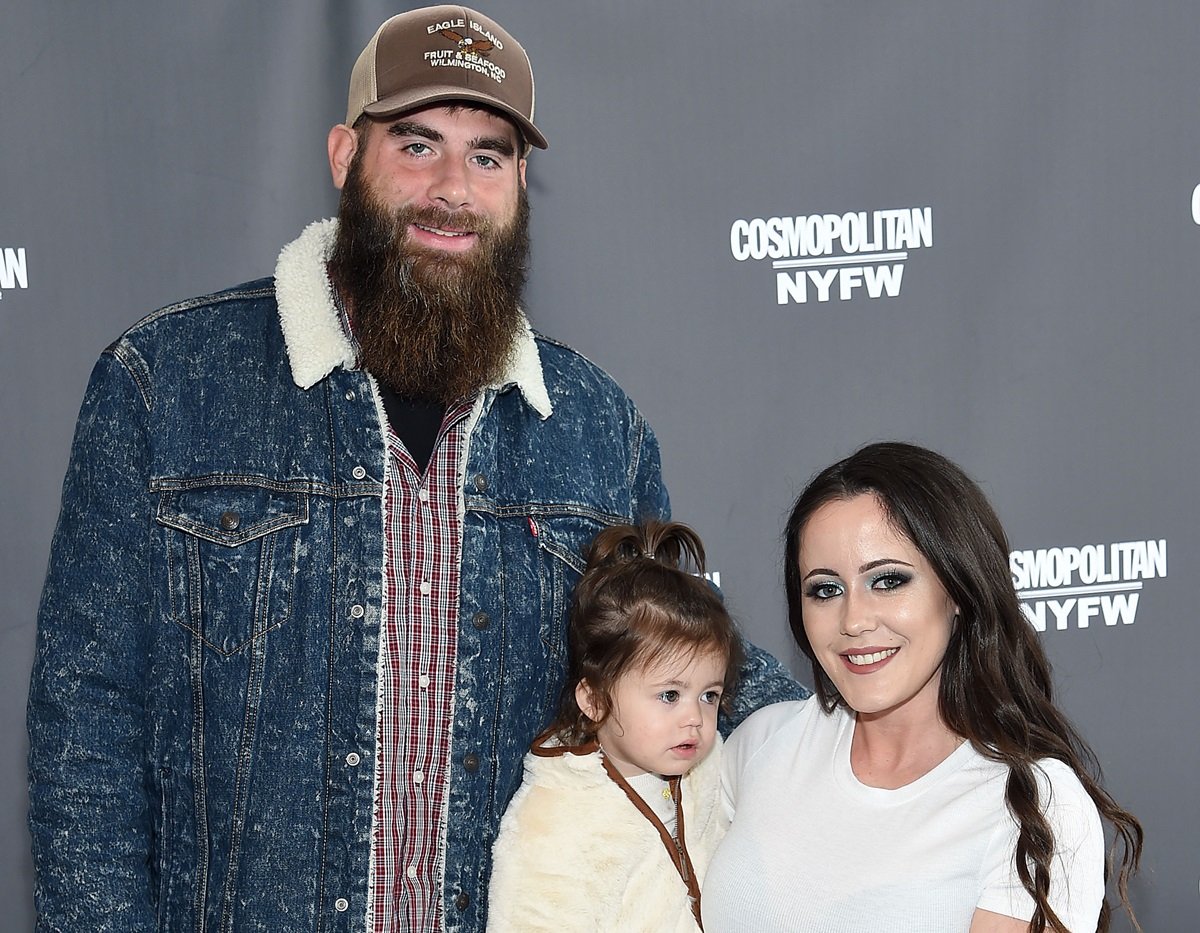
[27,344,157,932]
[720,642,810,735]
[629,409,670,523]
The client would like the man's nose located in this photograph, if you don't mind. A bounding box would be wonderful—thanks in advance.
[427,157,471,210]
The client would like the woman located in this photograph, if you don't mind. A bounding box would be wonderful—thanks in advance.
[703,442,1140,932]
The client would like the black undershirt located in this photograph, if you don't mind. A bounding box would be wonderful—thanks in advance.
[376,381,444,475]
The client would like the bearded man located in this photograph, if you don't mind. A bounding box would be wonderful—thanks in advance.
[27,7,803,933]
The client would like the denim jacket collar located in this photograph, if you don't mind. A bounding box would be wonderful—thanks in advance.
[274,218,552,419]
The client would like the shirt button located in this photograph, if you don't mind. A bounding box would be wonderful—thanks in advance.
[455,892,470,911]
[463,753,480,773]
[407,866,418,880]
[345,752,361,766]
[418,674,431,689]
[352,465,367,480]
[472,611,490,630]
[418,488,430,502]
[413,770,424,784]
[219,511,241,532]
[350,604,365,619]
[419,580,431,596]
[334,897,348,912]
[473,473,488,492]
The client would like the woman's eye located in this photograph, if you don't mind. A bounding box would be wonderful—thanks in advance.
[657,690,680,703]
[872,572,910,591]
[806,581,843,600]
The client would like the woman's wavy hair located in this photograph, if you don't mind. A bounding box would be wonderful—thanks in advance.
[783,442,1141,933]
[550,520,745,745]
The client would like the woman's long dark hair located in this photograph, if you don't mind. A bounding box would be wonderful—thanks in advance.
[783,442,1141,933]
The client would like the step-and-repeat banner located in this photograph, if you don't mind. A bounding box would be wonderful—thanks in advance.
[3,3,1195,928]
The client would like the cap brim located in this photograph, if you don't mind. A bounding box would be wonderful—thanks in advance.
[363,86,548,150]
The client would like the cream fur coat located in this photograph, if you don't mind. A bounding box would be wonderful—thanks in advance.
[487,736,727,932]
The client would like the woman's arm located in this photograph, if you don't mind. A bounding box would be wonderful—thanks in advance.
[969,907,1029,932]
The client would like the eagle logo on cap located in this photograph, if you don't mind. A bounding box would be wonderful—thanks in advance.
[439,29,494,58]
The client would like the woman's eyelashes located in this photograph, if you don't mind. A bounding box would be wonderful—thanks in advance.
[870,569,912,591]
[804,568,912,600]
[805,579,844,601]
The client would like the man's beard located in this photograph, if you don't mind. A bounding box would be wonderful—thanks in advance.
[327,158,530,405]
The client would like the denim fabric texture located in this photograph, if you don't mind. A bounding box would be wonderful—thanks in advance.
[27,220,805,933]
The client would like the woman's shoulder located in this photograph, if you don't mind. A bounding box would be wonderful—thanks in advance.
[731,695,832,736]
[1031,757,1101,819]
[725,697,836,766]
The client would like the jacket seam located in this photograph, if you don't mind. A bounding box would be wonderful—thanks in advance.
[462,499,630,526]
[106,340,154,411]
[127,285,276,334]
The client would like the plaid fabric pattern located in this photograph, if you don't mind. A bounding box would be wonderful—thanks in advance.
[370,404,471,933]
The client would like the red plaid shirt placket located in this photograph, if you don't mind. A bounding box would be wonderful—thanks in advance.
[369,404,471,933]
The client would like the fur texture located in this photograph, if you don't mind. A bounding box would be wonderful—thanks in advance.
[488,737,726,932]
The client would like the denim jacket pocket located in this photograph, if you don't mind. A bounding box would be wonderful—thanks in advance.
[157,482,309,657]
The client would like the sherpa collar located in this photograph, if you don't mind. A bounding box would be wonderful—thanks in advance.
[274,218,552,419]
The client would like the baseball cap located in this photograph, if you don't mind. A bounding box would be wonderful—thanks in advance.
[345,5,547,149]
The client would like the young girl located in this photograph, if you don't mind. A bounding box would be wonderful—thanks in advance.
[488,521,744,932]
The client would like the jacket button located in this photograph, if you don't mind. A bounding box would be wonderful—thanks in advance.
[473,473,488,492]
[334,897,349,912]
[462,753,480,772]
[352,465,367,480]
[455,892,470,911]
[350,604,365,619]
[219,510,241,532]
[472,611,490,630]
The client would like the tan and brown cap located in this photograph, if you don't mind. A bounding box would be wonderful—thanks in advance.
[346,5,547,149]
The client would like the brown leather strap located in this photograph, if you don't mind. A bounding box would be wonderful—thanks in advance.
[599,755,704,928]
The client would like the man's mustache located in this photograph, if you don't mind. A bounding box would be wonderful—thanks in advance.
[393,204,495,242]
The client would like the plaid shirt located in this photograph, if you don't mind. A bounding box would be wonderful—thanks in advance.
[369,404,472,933]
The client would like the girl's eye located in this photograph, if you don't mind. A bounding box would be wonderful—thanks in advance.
[657,690,680,704]
[701,690,722,705]
[871,571,911,591]
[805,581,843,600]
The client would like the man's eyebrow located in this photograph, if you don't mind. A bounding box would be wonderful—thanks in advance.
[386,121,444,143]
[469,135,515,157]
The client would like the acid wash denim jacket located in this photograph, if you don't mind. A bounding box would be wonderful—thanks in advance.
[28,219,805,933]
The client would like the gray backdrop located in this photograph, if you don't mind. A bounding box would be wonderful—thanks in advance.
[3,2,1196,929]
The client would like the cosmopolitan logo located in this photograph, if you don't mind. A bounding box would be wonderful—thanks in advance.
[729,207,932,305]
[0,247,28,299]
[1009,539,1166,632]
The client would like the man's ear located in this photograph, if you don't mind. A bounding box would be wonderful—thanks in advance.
[575,679,600,721]
[517,157,527,189]
[327,123,359,190]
